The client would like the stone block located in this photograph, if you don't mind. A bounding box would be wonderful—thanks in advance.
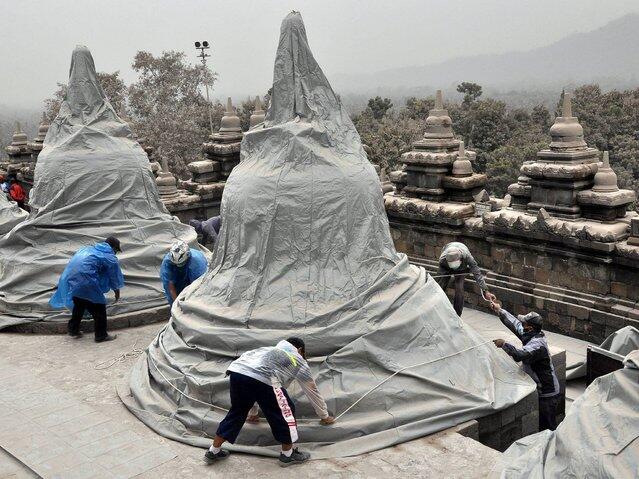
[610,281,627,298]
[521,410,539,437]
[455,420,479,440]
[567,304,590,321]
[478,412,501,436]
[522,266,536,281]
[499,422,522,451]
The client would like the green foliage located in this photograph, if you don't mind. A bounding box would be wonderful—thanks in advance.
[457,82,483,106]
[367,96,393,120]
[127,50,217,178]
[353,109,424,173]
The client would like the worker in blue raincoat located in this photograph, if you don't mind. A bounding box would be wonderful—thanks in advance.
[50,236,124,342]
[160,240,208,305]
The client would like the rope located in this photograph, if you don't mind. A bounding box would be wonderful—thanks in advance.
[145,339,495,422]
[94,340,144,370]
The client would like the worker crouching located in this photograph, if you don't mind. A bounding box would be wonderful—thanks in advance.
[160,241,207,305]
[49,236,123,342]
[205,337,335,467]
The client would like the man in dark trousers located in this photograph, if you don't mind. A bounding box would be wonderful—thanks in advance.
[491,302,561,431]
[50,236,124,342]
[436,242,495,316]
[189,216,221,247]
[204,337,335,467]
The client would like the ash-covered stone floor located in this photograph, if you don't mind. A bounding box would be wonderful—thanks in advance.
[0,307,590,478]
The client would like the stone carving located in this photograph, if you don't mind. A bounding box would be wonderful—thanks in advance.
[390,90,486,204]
[577,151,635,221]
[155,156,179,199]
[249,96,265,129]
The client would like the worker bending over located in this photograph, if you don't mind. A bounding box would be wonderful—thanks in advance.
[205,337,335,467]
[189,216,221,247]
[491,303,561,431]
[160,240,207,306]
[50,236,123,342]
[436,242,495,316]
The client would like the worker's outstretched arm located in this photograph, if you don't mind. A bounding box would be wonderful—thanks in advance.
[497,308,525,339]
[168,282,178,301]
[296,363,332,421]
[501,340,546,363]
[466,254,489,292]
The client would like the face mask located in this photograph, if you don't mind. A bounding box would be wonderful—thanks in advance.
[448,260,462,270]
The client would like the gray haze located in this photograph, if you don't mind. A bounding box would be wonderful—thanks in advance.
[1,0,638,110]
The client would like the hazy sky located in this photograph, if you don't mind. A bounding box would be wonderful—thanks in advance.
[1,0,637,109]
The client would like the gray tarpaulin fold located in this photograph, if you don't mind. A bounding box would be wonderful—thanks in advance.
[501,350,639,478]
[567,326,639,380]
[121,12,534,458]
[0,194,28,236]
[0,45,199,328]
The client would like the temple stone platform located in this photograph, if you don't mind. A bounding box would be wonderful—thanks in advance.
[0,309,576,478]
[4,305,169,334]
[386,90,639,345]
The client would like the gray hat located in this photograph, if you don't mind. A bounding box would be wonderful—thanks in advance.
[518,312,542,330]
[445,249,462,264]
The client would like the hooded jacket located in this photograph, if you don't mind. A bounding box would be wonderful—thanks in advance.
[50,242,124,308]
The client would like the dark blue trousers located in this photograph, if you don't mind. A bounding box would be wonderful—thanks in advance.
[217,372,296,444]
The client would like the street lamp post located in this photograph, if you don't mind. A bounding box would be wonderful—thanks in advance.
[195,41,214,135]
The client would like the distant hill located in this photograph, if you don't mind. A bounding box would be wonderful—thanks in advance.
[333,13,639,96]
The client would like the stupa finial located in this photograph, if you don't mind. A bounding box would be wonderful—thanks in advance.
[602,150,610,168]
[458,140,465,156]
[435,90,443,110]
[562,92,572,118]
[15,121,22,134]
[226,97,233,113]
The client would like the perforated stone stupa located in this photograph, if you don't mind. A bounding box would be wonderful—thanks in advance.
[386,90,487,226]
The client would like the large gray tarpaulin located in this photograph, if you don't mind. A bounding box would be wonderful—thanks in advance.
[0,194,28,236]
[501,350,639,478]
[121,12,534,458]
[0,46,199,328]
[567,326,639,380]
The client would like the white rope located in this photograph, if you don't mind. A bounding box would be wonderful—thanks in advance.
[148,351,229,412]
[145,339,495,423]
[334,339,494,420]
[94,340,144,370]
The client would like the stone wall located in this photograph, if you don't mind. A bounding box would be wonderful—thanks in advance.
[389,216,639,344]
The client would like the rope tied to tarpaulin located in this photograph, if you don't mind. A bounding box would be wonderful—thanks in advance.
[146,338,496,422]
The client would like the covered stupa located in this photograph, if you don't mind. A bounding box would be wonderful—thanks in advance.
[0,46,199,328]
[122,12,533,458]
[0,194,28,236]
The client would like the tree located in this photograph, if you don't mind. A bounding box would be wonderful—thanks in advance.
[128,51,217,178]
[44,72,128,121]
[457,82,483,106]
[367,96,393,120]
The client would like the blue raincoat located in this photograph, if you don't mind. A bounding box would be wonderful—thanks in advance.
[160,249,207,305]
[49,242,124,309]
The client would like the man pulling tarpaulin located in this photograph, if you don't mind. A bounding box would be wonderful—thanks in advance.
[122,12,534,459]
[0,45,199,328]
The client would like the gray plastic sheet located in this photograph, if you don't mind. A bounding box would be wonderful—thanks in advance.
[502,350,639,478]
[0,194,28,236]
[567,326,639,380]
[121,12,534,458]
[0,45,199,328]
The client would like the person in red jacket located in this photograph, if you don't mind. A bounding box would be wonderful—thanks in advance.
[8,176,27,211]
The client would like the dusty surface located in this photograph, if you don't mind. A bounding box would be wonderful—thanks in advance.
[0,315,506,478]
